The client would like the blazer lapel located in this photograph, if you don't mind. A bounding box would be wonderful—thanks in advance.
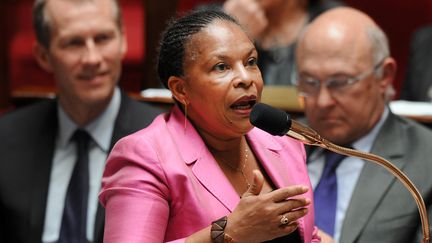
[340,113,406,242]
[247,130,294,189]
[93,93,157,242]
[163,106,240,211]
[109,93,136,150]
[29,103,57,242]
[193,153,241,211]
[92,94,133,241]
[191,128,300,213]
[247,129,312,238]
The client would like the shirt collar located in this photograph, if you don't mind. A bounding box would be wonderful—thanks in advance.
[57,87,121,152]
[352,106,389,153]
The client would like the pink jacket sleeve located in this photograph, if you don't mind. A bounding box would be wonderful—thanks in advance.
[100,134,180,243]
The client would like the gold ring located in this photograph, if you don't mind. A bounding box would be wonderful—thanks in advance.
[280,215,289,225]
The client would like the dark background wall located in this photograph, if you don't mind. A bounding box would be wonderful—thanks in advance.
[0,0,431,112]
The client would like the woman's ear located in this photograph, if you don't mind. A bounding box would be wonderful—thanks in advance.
[168,76,189,105]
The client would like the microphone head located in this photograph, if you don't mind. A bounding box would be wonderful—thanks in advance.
[250,103,292,136]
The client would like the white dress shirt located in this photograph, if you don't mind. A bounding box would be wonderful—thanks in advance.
[308,107,389,243]
[42,88,120,242]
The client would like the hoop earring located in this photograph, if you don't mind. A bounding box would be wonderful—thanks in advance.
[183,101,188,133]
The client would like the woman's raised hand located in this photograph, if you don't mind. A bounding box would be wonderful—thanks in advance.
[226,170,311,243]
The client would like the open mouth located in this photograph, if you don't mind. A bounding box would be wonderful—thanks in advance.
[230,96,257,110]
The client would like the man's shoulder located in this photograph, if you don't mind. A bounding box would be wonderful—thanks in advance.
[119,94,166,117]
[409,25,432,57]
[390,113,432,139]
[114,94,167,138]
[376,113,432,163]
[0,100,56,131]
[0,100,57,156]
[412,25,432,45]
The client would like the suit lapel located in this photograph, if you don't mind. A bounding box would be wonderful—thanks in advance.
[247,130,312,236]
[29,102,57,242]
[109,93,134,150]
[162,106,240,211]
[191,128,297,212]
[193,152,241,211]
[340,113,406,242]
[93,94,137,242]
[93,94,163,242]
[247,131,294,189]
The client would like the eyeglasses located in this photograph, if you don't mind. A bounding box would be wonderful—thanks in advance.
[297,58,385,98]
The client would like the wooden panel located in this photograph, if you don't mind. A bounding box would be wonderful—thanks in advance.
[0,1,12,112]
[142,0,179,89]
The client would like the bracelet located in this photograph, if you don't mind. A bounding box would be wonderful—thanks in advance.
[210,216,235,243]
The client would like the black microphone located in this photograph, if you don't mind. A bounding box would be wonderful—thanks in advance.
[250,103,323,146]
[249,103,430,242]
[249,102,291,136]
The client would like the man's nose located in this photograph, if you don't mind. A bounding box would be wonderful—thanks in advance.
[81,40,102,65]
[316,85,336,108]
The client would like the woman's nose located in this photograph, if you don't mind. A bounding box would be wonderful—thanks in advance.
[233,65,253,88]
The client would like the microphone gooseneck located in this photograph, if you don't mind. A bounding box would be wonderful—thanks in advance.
[250,103,430,243]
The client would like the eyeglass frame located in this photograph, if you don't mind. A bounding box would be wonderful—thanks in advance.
[296,57,387,98]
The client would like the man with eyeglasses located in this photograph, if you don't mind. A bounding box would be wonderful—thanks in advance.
[296,7,432,243]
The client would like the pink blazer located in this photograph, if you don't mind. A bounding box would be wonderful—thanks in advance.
[100,106,319,243]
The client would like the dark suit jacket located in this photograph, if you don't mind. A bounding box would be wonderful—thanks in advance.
[0,93,164,243]
[307,112,432,243]
[400,25,432,101]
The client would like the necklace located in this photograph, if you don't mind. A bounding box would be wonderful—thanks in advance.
[216,147,251,190]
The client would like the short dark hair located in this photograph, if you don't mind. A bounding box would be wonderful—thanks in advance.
[32,0,123,49]
[157,9,240,89]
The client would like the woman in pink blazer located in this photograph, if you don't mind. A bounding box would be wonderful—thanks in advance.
[99,9,320,243]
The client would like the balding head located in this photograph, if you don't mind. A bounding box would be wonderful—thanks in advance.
[295,7,396,145]
[304,7,377,36]
[298,7,387,71]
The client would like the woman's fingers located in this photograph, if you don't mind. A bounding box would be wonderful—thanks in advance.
[242,169,264,197]
[229,183,312,242]
[270,185,309,202]
[282,207,309,224]
[277,197,311,214]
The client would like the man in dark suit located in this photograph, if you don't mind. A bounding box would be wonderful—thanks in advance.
[0,0,163,242]
[400,25,432,102]
[296,7,432,243]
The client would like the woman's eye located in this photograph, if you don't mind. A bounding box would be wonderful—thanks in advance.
[246,57,258,66]
[213,63,228,72]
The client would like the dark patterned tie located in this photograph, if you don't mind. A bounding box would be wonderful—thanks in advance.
[58,129,90,243]
[313,150,346,237]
